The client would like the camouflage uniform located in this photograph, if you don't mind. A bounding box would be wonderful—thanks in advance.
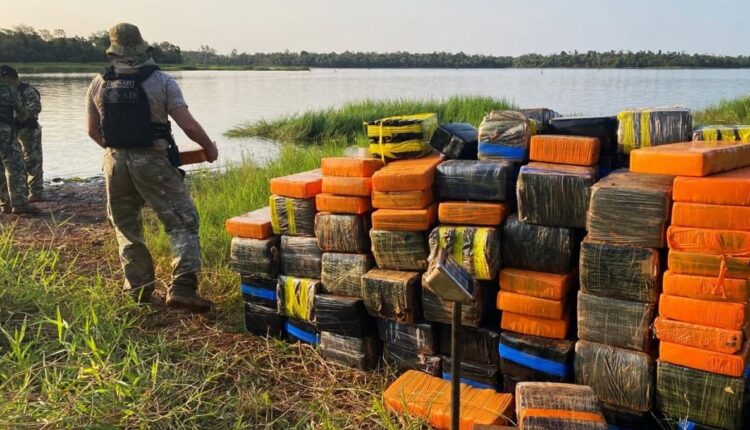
[0,80,30,212]
[16,82,43,197]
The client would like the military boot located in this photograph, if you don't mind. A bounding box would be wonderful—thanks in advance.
[127,283,154,305]
[166,273,213,313]
[12,204,39,215]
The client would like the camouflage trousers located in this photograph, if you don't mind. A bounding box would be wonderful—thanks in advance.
[0,125,29,210]
[104,147,202,296]
[17,126,43,196]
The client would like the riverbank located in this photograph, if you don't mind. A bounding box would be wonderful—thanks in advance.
[12,63,310,74]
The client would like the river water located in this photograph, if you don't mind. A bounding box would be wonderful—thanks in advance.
[26,68,750,178]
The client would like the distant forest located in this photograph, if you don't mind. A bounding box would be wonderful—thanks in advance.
[3,25,750,69]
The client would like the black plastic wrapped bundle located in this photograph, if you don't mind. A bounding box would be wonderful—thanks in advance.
[320,253,372,297]
[574,340,655,412]
[269,195,316,237]
[617,108,692,154]
[501,214,578,274]
[319,332,381,370]
[435,160,514,202]
[499,332,574,383]
[277,276,320,323]
[240,277,277,308]
[579,238,660,303]
[377,319,437,355]
[478,110,535,162]
[285,318,319,345]
[281,236,322,279]
[428,226,501,281]
[370,230,429,271]
[549,116,618,156]
[422,275,483,326]
[314,213,370,254]
[439,325,500,365]
[601,404,659,430]
[587,171,674,248]
[230,237,279,279]
[315,294,376,338]
[520,108,560,133]
[577,292,656,352]
[361,269,421,324]
[429,123,478,160]
[515,382,608,430]
[244,302,285,337]
[656,361,746,430]
[442,356,500,390]
[517,162,597,229]
[383,342,442,376]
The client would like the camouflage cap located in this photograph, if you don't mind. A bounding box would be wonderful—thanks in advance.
[106,23,151,57]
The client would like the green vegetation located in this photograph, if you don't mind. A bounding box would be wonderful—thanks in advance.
[12,63,308,74]
[694,96,750,125]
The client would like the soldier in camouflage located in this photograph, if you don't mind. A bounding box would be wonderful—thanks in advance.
[0,66,44,201]
[86,24,218,312]
[0,65,34,214]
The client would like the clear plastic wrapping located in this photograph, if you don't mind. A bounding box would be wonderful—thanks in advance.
[240,277,277,308]
[499,331,574,383]
[692,125,750,142]
[428,226,501,281]
[244,302,285,337]
[366,113,438,160]
[361,269,421,323]
[435,160,514,202]
[370,230,429,271]
[574,340,655,412]
[269,195,317,236]
[577,291,655,352]
[320,253,372,297]
[517,162,597,229]
[314,294,376,338]
[520,108,560,133]
[501,214,578,274]
[656,361,746,430]
[277,276,320,323]
[280,236,322,279]
[579,238,660,303]
[439,325,500,365]
[515,382,608,430]
[319,332,381,370]
[442,355,500,390]
[377,319,438,355]
[314,213,370,253]
[285,318,319,345]
[587,171,674,248]
[478,110,535,162]
[383,343,442,376]
[230,236,279,279]
[549,115,618,156]
[422,275,483,326]
[616,108,692,154]
[429,123,478,160]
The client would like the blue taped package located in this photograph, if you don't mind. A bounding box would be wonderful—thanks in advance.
[441,373,496,390]
[241,282,277,307]
[285,318,319,345]
[499,331,574,383]
[499,344,570,379]
[442,355,500,390]
[478,143,527,162]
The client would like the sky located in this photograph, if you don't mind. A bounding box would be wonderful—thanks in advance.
[3,0,749,56]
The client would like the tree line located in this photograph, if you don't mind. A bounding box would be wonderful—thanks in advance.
[3,25,750,69]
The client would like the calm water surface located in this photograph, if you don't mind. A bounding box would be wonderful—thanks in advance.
[29,68,750,178]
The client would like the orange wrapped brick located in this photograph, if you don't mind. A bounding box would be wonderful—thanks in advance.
[371,205,438,231]
[270,169,323,199]
[497,291,566,320]
[320,157,383,177]
[654,317,743,354]
[372,189,433,209]
[383,370,513,430]
[315,194,372,215]
[630,141,750,177]
[667,226,750,255]
[671,202,750,231]
[225,207,273,239]
[438,202,509,226]
[673,166,750,206]
[179,148,207,165]
[500,268,575,300]
[372,152,444,192]
[663,271,750,302]
[501,312,569,340]
[660,341,749,378]
[659,294,747,330]
[529,135,600,166]
[321,176,372,196]
[668,250,750,279]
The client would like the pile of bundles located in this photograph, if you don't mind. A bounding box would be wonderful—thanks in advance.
[631,141,750,430]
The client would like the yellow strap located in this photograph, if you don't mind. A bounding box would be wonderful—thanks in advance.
[377,121,386,163]
[617,111,635,154]
[438,227,446,251]
[269,196,281,234]
[639,110,651,150]
[702,128,719,141]
[739,128,750,142]
[284,278,312,321]
[285,198,296,235]
[473,228,490,280]
[452,227,465,265]
[367,123,424,138]
[369,140,427,159]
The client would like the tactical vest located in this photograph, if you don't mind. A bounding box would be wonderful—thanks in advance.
[100,65,169,148]
[0,87,14,126]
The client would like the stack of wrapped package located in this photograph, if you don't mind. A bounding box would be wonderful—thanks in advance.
[515,382,608,429]
[366,113,437,161]
[315,157,384,369]
[269,170,323,345]
[429,123,479,160]
[498,214,579,392]
[577,169,674,422]
[629,141,750,429]
[477,110,536,163]
[549,115,619,173]
[692,125,750,142]
[226,207,284,337]
[616,108,692,164]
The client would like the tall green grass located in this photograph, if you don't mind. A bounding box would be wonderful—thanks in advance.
[694,96,750,125]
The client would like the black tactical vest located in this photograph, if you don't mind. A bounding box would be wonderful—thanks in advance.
[100,65,160,148]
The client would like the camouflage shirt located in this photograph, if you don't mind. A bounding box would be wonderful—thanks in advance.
[0,80,26,130]
[17,82,41,121]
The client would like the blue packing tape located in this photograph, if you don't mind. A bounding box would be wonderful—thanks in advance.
[499,344,570,379]
[478,142,527,161]
[441,372,497,391]
[677,420,696,430]
[743,364,750,379]
[241,283,277,301]
[285,321,318,345]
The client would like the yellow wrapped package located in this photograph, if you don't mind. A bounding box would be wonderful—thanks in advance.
[693,125,750,142]
[276,276,320,323]
[617,108,691,154]
[366,113,438,160]
[428,226,501,281]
